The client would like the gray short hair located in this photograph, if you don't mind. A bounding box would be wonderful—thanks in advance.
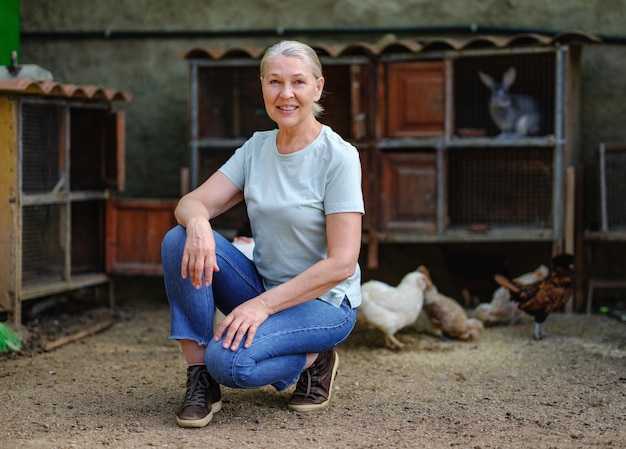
[260,40,324,117]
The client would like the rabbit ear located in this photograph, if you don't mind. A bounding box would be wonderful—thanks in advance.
[502,67,517,89]
[478,71,495,89]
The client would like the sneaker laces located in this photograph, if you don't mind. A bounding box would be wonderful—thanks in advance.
[183,365,211,407]
[293,364,320,398]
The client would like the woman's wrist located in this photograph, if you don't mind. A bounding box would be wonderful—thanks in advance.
[185,215,211,229]
[257,296,274,316]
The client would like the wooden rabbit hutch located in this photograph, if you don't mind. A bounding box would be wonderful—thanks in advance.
[183,32,598,269]
[0,79,131,325]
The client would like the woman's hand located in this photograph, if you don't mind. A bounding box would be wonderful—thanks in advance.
[214,297,273,350]
[181,217,219,289]
[174,171,244,289]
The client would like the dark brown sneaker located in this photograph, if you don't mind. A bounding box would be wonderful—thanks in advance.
[288,350,339,412]
[176,365,223,428]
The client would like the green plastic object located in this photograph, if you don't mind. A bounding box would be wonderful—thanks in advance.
[599,306,626,322]
[0,321,23,353]
[0,0,20,66]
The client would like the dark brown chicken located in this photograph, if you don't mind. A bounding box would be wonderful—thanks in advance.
[494,254,574,340]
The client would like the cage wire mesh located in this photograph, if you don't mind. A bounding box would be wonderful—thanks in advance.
[20,103,66,285]
[448,147,553,227]
[453,53,555,138]
[197,66,273,139]
[193,65,270,232]
[447,52,556,229]
[21,103,62,193]
[600,145,626,230]
[21,204,65,284]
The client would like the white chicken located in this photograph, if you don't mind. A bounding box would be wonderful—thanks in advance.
[418,266,484,341]
[359,269,428,350]
[474,264,549,325]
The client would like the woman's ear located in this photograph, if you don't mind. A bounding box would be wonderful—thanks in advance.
[315,77,325,100]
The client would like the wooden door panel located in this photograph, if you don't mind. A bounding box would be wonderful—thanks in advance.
[381,153,436,231]
[387,62,445,137]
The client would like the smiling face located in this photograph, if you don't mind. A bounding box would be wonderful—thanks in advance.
[260,54,324,131]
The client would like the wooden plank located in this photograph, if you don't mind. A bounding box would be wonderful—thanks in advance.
[0,96,17,313]
[564,166,575,312]
[180,167,190,196]
[43,317,116,352]
[20,273,110,301]
[574,166,585,312]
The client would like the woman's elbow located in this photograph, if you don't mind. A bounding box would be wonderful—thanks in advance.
[333,260,358,283]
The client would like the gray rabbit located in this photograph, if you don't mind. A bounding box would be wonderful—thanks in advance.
[478,67,541,138]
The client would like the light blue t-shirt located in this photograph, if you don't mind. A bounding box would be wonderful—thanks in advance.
[218,125,365,308]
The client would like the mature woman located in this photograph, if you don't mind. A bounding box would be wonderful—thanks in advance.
[161,40,364,428]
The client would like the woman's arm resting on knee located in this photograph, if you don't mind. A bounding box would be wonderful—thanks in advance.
[216,212,362,350]
[175,172,244,289]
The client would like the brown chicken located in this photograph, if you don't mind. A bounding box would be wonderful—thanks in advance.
[418,266,484,342]
[494,254,574,340]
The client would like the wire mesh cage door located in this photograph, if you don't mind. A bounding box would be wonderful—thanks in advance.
[598,143,626,231]
[19,101,69,287]
[447,146,554,229]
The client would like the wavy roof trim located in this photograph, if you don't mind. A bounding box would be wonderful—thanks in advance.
[181,30,601,60]
[0,79,132,102]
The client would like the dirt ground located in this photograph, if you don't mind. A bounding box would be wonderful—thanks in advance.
[0,279,624,449]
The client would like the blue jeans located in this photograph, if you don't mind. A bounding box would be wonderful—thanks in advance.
[161,225,357,391]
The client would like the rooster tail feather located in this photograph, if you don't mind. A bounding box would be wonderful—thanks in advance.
[494,274,520,293]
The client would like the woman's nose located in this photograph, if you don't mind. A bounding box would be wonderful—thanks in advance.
[280,84,293,98]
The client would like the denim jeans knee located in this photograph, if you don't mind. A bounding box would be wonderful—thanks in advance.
[162,225,357,391]
[205,298,356,391]
[162,225,264,344]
